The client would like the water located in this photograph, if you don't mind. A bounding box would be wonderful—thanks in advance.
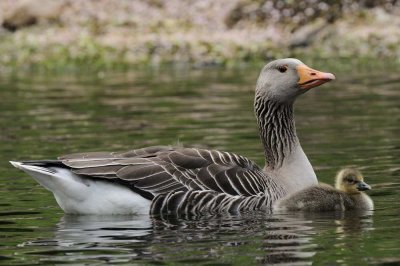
[0,64,399,265]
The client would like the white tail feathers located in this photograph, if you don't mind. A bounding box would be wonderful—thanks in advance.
[9,161,151,214]
[10,161,88,198]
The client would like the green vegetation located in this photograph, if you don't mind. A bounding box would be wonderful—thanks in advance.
[0,0,400,72]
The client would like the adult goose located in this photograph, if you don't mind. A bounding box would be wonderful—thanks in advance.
[10,58,335,215]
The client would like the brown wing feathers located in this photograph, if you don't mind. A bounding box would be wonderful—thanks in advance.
[150,190,272,215]
[57,146,282,213]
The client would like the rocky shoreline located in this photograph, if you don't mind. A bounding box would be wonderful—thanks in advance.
[0,0,399,71]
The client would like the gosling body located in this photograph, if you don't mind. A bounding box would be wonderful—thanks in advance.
[274,168,374,212]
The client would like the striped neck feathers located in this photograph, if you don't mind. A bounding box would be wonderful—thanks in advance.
[254,94,298,170]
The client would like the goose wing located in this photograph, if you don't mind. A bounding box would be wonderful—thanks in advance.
[60,146,284,199]
[150,190,273,215]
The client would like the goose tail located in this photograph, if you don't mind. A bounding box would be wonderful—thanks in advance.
[9,161,151,214]
[9,161,88,199]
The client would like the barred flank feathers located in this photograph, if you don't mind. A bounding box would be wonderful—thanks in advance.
[150,190,272,215]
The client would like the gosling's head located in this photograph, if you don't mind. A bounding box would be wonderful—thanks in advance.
[335,168,371,194]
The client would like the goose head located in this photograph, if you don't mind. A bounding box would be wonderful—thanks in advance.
[335,168,371,194]
[256,58,335,103]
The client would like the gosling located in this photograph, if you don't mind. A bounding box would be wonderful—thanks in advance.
[274,168,374,212]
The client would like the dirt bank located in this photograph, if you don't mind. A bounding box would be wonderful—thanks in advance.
[0,0,399,71]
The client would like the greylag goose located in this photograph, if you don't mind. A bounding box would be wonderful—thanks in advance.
[274,168,374,212]
[10,58,335,215]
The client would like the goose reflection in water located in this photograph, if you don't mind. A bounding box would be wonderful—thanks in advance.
[26,212,373,264]
[55,215,153,246]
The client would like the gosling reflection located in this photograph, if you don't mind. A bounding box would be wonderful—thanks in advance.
[262,211,373,264]
[334,210,374,237]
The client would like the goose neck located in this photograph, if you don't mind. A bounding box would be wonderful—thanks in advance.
[254,96,298,170]
[254,95,317,193]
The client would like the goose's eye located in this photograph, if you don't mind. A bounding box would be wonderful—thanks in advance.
[277,65,288,73]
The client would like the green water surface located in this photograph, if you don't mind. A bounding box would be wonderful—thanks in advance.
[0,63,399,265]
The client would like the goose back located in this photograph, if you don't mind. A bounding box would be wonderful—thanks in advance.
[57,146,286,212]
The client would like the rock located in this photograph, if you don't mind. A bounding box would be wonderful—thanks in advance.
[224,0,264,29]
[288,19,329,48]
[2,0,68,32]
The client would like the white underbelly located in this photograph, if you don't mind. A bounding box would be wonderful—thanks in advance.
[53,179,152,215]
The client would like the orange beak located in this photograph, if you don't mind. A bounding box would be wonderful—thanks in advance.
[296,65,335,89]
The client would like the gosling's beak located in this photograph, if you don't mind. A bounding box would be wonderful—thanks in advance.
[296,64,336,89]
[357,181,371,191]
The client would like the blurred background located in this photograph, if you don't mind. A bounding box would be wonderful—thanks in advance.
[0,0,399,70]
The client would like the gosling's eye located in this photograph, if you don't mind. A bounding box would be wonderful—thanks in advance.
[277,65,288,73]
